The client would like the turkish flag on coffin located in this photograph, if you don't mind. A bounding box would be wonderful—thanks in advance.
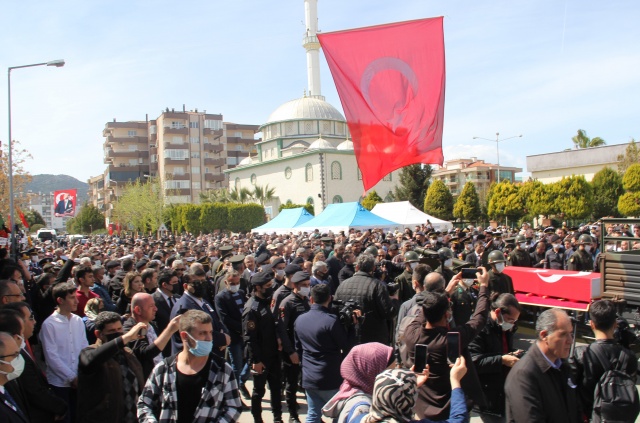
[318,17,446,191]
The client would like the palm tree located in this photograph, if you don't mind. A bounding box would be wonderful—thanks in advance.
[229,187,253,204]
[253,184,276,206]
[199,189,231,204]
[572,129,606,149]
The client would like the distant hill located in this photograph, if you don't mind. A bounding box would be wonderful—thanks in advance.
[26,174,89,204]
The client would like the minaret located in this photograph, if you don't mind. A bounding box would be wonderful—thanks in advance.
[303,0,324,100]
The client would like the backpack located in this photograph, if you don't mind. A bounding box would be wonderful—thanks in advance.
[395,303,423,367]
[591,346,640,423]
[343,400,370,423]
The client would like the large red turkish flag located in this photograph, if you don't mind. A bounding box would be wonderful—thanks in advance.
[319,17,445,191]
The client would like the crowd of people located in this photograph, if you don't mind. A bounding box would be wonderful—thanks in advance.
[0,219,637,423]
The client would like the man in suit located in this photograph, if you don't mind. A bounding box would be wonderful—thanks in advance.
[169,267,230,356]
[54,193,74,217]
[0,332,28,423]
[152,270,180,357]
[2,303,67,422]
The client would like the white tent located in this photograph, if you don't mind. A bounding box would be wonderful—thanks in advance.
[371,201,453,232]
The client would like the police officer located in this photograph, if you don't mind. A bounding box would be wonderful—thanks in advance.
[271,264,302,313]
[277,271,311,423]
[487,250,515,296]
[242,270,283,423]
[211,245,234,278]
[393,251,419,303]
[435,247,455,282]
[508,234,532,267]
[567,234,595,271]
[544,235,565,270]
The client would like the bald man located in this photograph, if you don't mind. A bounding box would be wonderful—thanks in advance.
[122,293,181,378]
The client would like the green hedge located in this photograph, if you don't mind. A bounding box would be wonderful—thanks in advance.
[168,203,265,233]
[279,203,315,215]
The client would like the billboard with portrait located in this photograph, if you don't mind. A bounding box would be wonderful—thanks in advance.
[53,189,77,217]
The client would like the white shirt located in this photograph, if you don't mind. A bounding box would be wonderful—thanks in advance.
[146,324,163,365]
[39,311,89,387]
[158,290,173,308]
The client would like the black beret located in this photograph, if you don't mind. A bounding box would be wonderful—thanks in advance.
[271,257,285,267]
[135,259,148,269]
[291,271,311,284]
[255,253,270,265]
[285,264,302,275]
[250,270,273,286]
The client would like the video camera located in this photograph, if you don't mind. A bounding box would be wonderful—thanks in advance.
[331,299,364,328]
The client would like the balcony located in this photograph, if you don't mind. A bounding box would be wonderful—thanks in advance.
[167,173,191,181]
[204,158,225,167]
[163,141,187,149]
[164,157,188,165]
[203,128,223,137]
[150,163,158,172]
[105,135,148,145]
[226,136,256,145]
[164,188,191,196]
[162,111,189,119]
[163,126,188,135]
[204,143,223,153]
[108,164,148,173]
[205,173,225,183]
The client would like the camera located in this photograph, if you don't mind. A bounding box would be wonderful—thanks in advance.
[331,299,363,328]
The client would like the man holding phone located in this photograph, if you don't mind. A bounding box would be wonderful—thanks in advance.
[404,267,491,420]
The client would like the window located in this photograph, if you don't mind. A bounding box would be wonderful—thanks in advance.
[284,167,292,179]
[173,167,185,175]
[127,130,137,137]
[234,131,242,138]
[170,121,185,129]
[128,144,138,151]
[172,136,183,144]
[204,119,222,130]
[189,137,200,144]
[286,122,295,135]
[189,122,199,129]
[383,173,392,182]
[163,149,188,160]
[204,152,209,158]
[128,159,137,166]
[192,182,201,190]
[227,157,238,165]
[305,163,313,182]
[236,145,243,151]
[164,180,189,189]
[322,121,332,134]
[304,121,313,134]
[191,166,200,174]
[250,174,257,185]
[150,154,157,163]
[149,125,157,135]
[357,169,362,181]
[306,197,314,205]
[332,195,343,203]
[331,161,342,180]
[191,152,200,159]
[203,137,209,144]
[204,167,210,173]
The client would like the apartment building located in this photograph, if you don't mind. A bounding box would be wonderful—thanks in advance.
[89,107,259,216]
[431,158,522,198]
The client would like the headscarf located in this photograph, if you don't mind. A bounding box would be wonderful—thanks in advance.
[84,298,102,320]
[333,342,393,402]
[364,369,417,423]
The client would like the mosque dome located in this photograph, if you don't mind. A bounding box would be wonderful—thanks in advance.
[262,96,345,127]
[336,139,354,151]
[307,137,335,151]
[239,156,252,165]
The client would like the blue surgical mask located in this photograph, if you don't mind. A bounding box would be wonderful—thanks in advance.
[186,332,213,357]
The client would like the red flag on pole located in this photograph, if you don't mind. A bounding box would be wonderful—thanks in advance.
[16,207,29,229]
[318,17,446,191]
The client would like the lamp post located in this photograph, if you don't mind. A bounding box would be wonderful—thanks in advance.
[8,59,65,259]
[472,132,522,183]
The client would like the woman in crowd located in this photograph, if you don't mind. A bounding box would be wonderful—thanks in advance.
[115,271,144,315]
[468,293,522,423]
[323,342,395,423]
[82,297,104,344]
[363,357,468,423]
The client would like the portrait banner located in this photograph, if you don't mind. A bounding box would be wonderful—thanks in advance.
[319,17,446,190]
[53,189,77,217]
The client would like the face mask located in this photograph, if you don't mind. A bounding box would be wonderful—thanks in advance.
[94,260,101,266]
[186,332,213,357]
[465,244,472,251]
[444,259,453,268]
[104,332,122,343]
[462,279,474,287]
[0,354,25,381]
[584,245,592,253]
[228,284,240,293]
[276,269,285,278]
[494,240,501,246]
[498,313,514,331]
[430,239,437,245]
[437,237,443,242]
[410,262,418,270]
[553,244,561,250]
[262,286,275,298]
[190,281,206,298]
[299,287,310,297]
[495,263,505,273]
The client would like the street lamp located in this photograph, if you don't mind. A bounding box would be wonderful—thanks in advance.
[472,132,522,183]
[7,59,65,259]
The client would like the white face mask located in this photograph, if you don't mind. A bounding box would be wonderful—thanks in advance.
[495,263,506,273]
[584,245,592,253]
[553,244,561,250]
[498,313,514,331]
[299,287,311,297]
[444,259,453,268]
[437,237,443,242]
[519,243,527,249]
[228,284,240,293]
[0,354,25,381]
[462,279,474,287]
[410,262,418,270]
[276,269,285,278]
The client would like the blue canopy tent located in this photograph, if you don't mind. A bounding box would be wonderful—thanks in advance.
[252,207,313,234]
[294,202,401,233]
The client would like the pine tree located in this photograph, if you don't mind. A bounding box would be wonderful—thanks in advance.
[362,190,384,210]
[552,175,593,220]
[616,139,639,175]
[393,164,432,209]
[453,182,481,223]
[487,181,524,223]
[423,179,453,220]
[619,164,640,216]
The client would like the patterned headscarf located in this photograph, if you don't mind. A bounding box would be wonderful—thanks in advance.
[333,342,394,402]
[364,369,417,423]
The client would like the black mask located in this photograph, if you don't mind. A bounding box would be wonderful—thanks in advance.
[262,286,275,298]
[190,281,206,298]
[104,332,122,343]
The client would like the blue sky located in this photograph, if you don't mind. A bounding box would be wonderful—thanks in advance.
[1,0,639,182]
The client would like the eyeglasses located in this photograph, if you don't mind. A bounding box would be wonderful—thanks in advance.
[0,352,20,360]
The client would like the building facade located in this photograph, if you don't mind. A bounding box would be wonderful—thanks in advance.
[431,158,522,197]
[526,143,629,184]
